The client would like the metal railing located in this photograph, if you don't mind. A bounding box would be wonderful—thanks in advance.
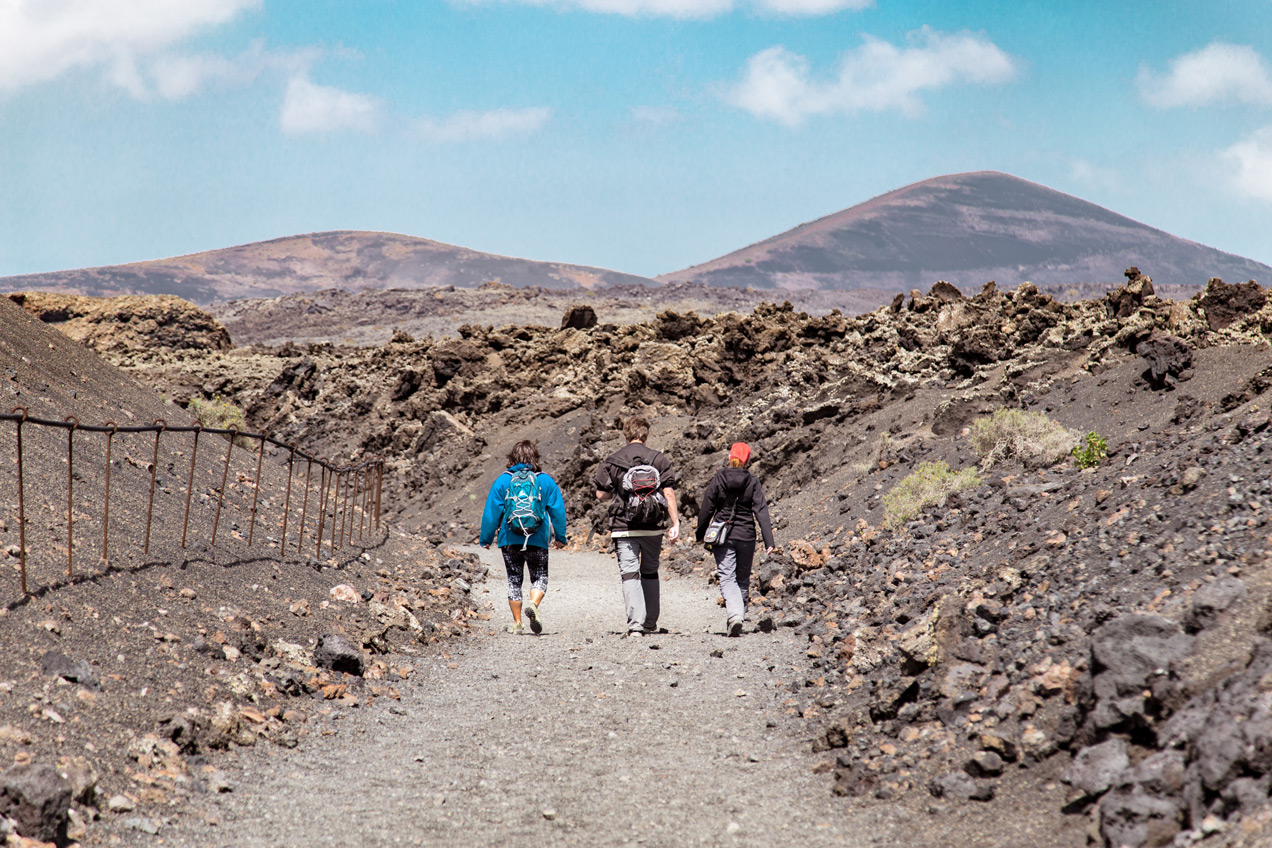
[2,407,383,596]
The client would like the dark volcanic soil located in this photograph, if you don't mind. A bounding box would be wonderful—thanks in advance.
[8,270,1272,847]
[0,297,485,846]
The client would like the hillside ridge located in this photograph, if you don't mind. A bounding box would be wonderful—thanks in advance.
[658,171,1272,292]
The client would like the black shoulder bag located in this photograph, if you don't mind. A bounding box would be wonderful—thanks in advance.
[702,496,739,551]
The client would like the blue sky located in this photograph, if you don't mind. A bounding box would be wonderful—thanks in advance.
[2,0,1271,280]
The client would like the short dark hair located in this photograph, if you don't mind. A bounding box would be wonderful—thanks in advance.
[623,416,650,443]
[506,440,541,471]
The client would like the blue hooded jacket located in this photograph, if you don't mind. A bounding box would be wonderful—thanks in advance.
[478,464,567,549]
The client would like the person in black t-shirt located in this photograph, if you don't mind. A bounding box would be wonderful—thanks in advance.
[592,416,680,635]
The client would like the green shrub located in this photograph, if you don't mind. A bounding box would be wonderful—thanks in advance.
[188,396,255,449]
[970,408,1079,470]
[883,461,981,529]
[1071,431,1109,469]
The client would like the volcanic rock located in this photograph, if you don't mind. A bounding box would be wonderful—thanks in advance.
[560,305,598,330]
[38,652,99,691]
[1198,278,1267,331]
[0,764,71,845]
[314,635,365,676]
[1064,738,1129,797]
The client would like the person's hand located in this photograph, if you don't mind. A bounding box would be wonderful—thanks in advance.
[667,522,680,543]
[480,543,491,550]
[552,539,566,550]
[765,546,775,555]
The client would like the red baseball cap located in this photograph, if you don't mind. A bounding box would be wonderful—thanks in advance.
[729,442,751,465]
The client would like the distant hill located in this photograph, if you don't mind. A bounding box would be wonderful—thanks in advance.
[0,231,655,304]
[658,171,1272,292]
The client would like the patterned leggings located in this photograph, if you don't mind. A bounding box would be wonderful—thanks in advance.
[501,546,549,602]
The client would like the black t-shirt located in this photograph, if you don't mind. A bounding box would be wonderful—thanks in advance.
[593,442,678,532]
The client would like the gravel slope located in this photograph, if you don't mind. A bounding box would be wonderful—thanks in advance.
[159,547,882,848]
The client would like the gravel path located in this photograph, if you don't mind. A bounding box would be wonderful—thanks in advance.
[161,547,888,847]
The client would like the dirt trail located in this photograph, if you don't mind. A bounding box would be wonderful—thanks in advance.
[158,547,891,847]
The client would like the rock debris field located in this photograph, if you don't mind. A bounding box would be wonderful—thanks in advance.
[159,548,868,848]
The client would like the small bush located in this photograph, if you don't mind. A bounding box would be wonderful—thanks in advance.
[883,461,981,529]
[188,396,255,449]
[970,408,1078,470]
[1072,431,1109,469]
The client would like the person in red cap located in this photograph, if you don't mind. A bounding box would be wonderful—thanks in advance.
[695,441,775,636]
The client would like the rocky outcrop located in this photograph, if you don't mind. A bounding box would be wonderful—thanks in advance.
[8,292,232,356]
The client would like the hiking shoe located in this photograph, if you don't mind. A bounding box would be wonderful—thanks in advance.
[506,622,525,635]
[727,617,743,637]
[525,601,543,635]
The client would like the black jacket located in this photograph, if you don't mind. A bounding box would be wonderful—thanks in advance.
[695,467,774,548]
[593,443,679,533]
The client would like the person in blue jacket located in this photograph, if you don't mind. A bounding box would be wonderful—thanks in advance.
[479,440,567,635]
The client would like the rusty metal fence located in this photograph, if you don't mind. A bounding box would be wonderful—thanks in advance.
[2,406,383,596]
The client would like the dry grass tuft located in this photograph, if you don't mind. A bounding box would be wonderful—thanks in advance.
[970,408,1078,471]
[883,461,981,529]
[188,396,255,449]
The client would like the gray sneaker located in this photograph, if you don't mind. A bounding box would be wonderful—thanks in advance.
[506,622,525,635]
[525,601,543,635]
[726,617,743,637]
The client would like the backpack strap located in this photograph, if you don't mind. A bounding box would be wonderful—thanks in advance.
[606,452,648,493]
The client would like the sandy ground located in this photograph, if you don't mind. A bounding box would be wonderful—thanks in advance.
[155,547,888,848]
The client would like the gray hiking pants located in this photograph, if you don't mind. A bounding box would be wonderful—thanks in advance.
[713,540,756,624]
[615,536,662,633]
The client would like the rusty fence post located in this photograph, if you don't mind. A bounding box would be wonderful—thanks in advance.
[315,466,328,560]
[346,467,356,544]
[102,422,117,565]
[371,465,381,531]
[331,470,342,553]
[362,464,372,539]
[211,427,236,548]
[346,467,358,544]
[65,416,78,577]
[144,420,165,555]
[281,446,296,553]
[298,456,312,554]
[12,408,28,595]
[333,469,343,551]
[333,469,344,554]
[329,468,340,557]
[331,467,340,555]
[247,434,265,546]
[182,426,201,549]
[359,466,368,540]
[344,468,354,546]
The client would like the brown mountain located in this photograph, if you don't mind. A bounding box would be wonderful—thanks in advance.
[658,171,1272,292]
[0,230,654,304]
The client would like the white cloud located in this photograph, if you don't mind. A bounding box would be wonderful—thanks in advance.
[149,42,318,100]
[1138,42,1272,108]
[1223,126,1272,201]
[755,0,871,14]
[280,75,382,134]
[415,107,552,142]
[727,28,1017,125]
[453,0,865,18]
[0,0,259,93]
